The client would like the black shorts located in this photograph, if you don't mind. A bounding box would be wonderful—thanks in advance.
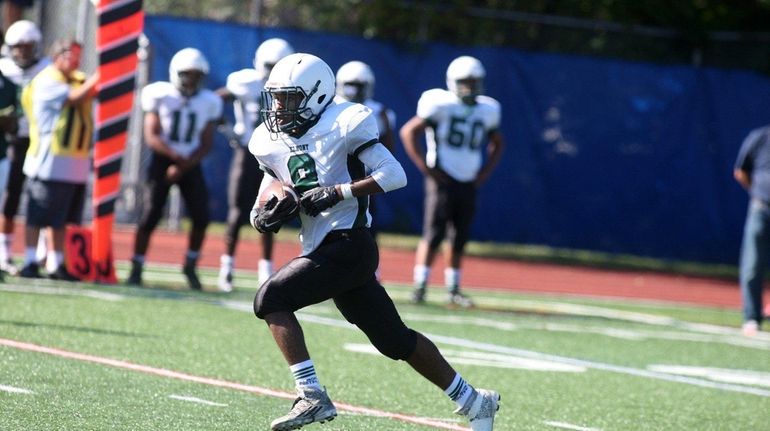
[254,228,417,360]
[25,178,85,228]
[422,174,477,252]
[137,153,210,232]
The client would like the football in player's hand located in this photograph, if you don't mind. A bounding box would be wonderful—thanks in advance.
[258,181,298,208]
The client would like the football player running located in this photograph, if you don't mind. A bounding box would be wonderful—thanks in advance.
[0,20,50,274]
[249,53,500,431]
[401,55,505,308]
[216,38,294,292]
[126,48,223,290]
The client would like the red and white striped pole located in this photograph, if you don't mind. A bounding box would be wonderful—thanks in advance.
[92,0,144,283]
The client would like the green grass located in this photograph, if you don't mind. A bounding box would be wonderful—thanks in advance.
[1,264,768,430]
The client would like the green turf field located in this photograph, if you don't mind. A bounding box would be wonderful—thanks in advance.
[1,263,768,430]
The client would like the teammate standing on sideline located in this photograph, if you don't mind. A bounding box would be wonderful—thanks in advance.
[0,20,49,274]
[335,60,396,250]
[126,48,222,289]
[401,56,505,307]
[18,39,97,279]
[216,38,293,292]
[734,125,770,336]
[250,52,499,431]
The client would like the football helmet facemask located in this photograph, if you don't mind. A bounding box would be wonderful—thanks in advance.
[169,48,209,97]
[446,56,485,105]
[3,20,42,68]
[254,38,295,81]
[335,60,375,104]
[261,53,335,137]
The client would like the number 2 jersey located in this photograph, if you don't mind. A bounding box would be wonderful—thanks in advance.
[417,88,501,182]
[141,81,223,158]
[249,99,383,255]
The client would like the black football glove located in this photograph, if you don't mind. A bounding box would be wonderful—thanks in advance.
[300,186,342,217]
[252,194,299,233]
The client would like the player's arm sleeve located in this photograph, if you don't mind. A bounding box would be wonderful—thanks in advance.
[735,128,765,173]
[357,143,407,192]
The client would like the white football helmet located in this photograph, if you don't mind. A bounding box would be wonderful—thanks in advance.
[446,56,486,104]
[169,48,209,96]
[335,60,375,104]
[261,53,335,137]
[254,38,294,80]
[3,20,42,68]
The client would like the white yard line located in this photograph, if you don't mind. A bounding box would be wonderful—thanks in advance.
[544,420,601,431]
[0,384,33,394]
[0,338,469,431]
[295,313,770,398]
[168,394,228,407]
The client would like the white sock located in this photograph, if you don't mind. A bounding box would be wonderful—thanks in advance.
[220,254,234,270]
[258,259,272,275]
[413,264,429,286]
[0,233,11,263]
[290,359,322,393]
[35,234,47,262]
[444,267,460,291]
[46,250,63,272]
[444,373,474,409]
[24,247,37,265]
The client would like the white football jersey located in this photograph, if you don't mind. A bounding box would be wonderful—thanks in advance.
[226,68,264,146]
[364,98,396,139]
[416,88,501,182]
[141,81,223,158]
[249,100,380,255]
[0,56,51,137]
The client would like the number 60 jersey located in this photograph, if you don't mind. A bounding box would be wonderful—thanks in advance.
[141,81,223,158]
[417,88,500,182]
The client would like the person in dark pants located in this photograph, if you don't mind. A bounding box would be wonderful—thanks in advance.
[249,52,500,431]
[0,19,49,274]
[126,48,222,289]
[401,56,505,307]
[734,125,770,336]
[215,38,294,292]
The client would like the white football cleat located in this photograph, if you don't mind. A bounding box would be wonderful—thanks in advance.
[217,266,233,292]
[270,387,337,431]
[742,320,759,337]
[455,388,500,431]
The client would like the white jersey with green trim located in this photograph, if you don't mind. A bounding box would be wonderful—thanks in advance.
[249,99,379,255]
[226,68,264,146]
[141,81,223,158]
[416,88,501,182]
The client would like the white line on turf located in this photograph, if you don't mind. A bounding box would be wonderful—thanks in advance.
[648,365,770,388]
[544,420,601,430]
[293,313,770,397]
[0,384,33,394]
[0,338,469,431]
[0,285,124,301]
[168,394,228,406]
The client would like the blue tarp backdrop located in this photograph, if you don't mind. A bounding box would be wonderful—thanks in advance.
[143,15,770,265]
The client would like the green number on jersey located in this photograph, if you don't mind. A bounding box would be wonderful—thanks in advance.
[287,154,319,194]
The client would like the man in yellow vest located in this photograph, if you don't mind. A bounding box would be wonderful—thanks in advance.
[19,38,98,279]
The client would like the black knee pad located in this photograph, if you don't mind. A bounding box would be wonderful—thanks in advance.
[368,327,418,360]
